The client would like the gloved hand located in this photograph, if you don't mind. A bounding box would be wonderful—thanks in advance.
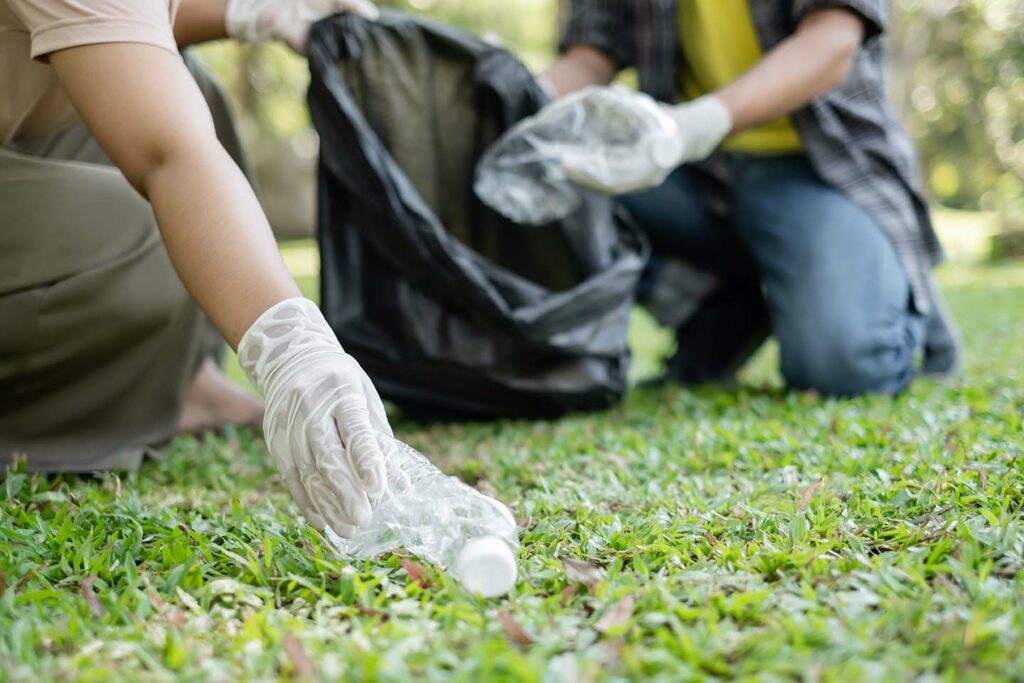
[238,297,393,537]
[664,95,734,166]
[225,0,379,53]
[560,91,733,195]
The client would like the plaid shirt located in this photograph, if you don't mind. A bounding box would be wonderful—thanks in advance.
[561,0,943,314]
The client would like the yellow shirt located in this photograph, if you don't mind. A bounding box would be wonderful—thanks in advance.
[678,0,802,153]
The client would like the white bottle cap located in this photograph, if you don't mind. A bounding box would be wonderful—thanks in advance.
[456,535,517,598]
[647,133,684,170]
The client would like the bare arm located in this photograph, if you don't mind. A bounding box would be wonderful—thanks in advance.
[174,0,229,47]
[50,42,301,348]
[542,9,864,126]
[540,45,617,97]
[715,9,864,132]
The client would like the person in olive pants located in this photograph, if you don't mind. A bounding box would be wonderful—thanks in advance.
[0,54,254,471]
[1,0,391,538]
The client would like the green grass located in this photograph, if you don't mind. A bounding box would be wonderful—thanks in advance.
[3,262,1024,682]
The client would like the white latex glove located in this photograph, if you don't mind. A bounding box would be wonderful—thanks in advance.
[225,0,380,53]
[238,297,393,537]
[561,92,733,195]
[665,95,734,165]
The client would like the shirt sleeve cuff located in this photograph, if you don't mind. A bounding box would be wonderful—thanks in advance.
[791,0,886,41]
[559,6,634,68]
[30,17,178,62]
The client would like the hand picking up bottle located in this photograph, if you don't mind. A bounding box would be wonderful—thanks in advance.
[238,301,518,597]
[326,435,520,599]
[475,86,732,225]
[238,297,393,538]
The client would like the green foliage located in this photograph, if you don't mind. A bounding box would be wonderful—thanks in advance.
[378,0,559,69]
[891,0,1023,214]
[3,263,1024,681]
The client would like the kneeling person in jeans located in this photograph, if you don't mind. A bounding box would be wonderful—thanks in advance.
[542,0,961,396]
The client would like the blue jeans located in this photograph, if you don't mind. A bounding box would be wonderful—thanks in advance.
[621,154,925,396]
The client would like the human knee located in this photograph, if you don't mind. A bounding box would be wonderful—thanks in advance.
[778,321,913,397]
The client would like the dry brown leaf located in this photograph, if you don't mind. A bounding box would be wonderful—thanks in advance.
[400,558,432,589]
[14,561,48,591]
[0,568,6,596]
[559,556,604,591]
[594,595,635,634]
[497,611,534,646]
[560,583,578,607]
[282,634,316,680]
[80,575,107,617]
[355,605,391,622]
[798,478,824,512]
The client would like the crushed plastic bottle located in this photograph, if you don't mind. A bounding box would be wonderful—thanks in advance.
[324,434,519,598]
[475,86,683,226]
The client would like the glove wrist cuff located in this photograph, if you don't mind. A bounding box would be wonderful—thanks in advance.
[671,95,734,161]
[238,297,342,392]
[224,0,271,42]
[223,0,244,40]
[698,95,734,142]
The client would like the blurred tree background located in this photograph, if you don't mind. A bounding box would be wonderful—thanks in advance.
[890,0,1023,221]
[195,0,1023,248]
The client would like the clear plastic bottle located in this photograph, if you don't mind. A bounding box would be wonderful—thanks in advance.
[475,86,683,226]
[324,435,519,598]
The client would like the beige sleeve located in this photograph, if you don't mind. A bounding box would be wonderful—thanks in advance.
[8,0,181,61]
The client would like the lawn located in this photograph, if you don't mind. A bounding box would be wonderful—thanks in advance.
[2,260,1023,682]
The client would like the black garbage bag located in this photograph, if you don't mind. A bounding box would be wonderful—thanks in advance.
[306,11,648,420]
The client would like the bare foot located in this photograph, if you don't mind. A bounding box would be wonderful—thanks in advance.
[176,358,265,434]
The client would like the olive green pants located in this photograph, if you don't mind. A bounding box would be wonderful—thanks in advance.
[0,53,250,472]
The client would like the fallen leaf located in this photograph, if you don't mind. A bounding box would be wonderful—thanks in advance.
[80,576,107,617]
[282,634,316,679]
[560,583,578,607]
[798,478,824,512]
[354,605,391,622]
[0,568,6,596]
[559,556,604,591]
[497,611,533,645]
[594,595,635,634]
[400,558,432,589]
[149,592,165,610]
[14,560,48,591]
